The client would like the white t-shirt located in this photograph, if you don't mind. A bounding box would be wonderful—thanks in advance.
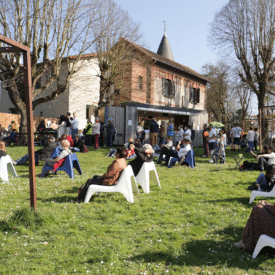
[208,128,217,143]
[231,127,242,138]
[183,129,191,140]
[261,152,275,165]
[223,134,227,145]
[247,130,255,142]
[178,144,191,158]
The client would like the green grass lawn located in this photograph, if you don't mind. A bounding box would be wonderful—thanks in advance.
[0,146,275,274]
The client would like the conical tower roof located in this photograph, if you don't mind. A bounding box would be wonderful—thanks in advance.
[157,32,174,61]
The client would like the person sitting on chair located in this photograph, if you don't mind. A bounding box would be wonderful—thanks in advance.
[157,136,173,164]
[234,201,275,253]
[168,138,192,168]
[3,129,17,145]
[76,147,127,202]
[247,165,275,191]
[15,136,57,166]
[250,146,275,172]
[0,140,7,158]
[39,140,72,176]
[128,144,154,176]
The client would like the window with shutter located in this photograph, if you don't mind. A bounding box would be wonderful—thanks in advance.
[196,88,200,103]
[189,87,193,102]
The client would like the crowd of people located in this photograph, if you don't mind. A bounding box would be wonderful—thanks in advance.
[1,116,275,258]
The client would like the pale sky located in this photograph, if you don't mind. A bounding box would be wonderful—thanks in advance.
[114,0,230,74]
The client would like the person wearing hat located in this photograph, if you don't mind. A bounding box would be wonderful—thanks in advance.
[14,136,57,166]
[105,118,116,147]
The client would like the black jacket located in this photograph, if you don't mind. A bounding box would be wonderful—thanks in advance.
[150,120,159,133]
[36,141,57,161]
[128,147,153,176]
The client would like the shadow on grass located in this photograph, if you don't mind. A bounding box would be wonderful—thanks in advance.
[131,227,275,270]
[205,197,251,205]
[38,195,76,203]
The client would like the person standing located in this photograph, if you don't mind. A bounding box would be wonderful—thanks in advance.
[230,123,243,151]
[202,124,209,157]
[247,126,255,152]
[159,121,167,147]
[69,112,79,140]
[167,122,174,138]
[254,127,259,152]
[182,125,191,140]
[84,120,93,146]
[150,118,159,147]
[137,121,145,145]
[91,118,100,149]
[208,124,217,158]
[105,118,115,147]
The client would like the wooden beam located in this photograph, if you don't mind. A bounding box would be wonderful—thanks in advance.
[0,47,23,53]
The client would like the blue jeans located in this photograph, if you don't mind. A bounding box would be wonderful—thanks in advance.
[168,157,179,168]
[256,173,268,191]
[248,141,254,152]
[72,147,80,152]
[71,129,78,140]
[106,134,114,147]
[159,137,165,147]
[16,152,39,165]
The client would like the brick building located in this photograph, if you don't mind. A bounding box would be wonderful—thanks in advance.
[106,34,209,145]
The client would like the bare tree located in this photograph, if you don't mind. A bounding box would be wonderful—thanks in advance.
[210,0,275,139]
[202,62,236,127]
[90,0,144,107]
[0,0,102,142]
[232,74,253,129]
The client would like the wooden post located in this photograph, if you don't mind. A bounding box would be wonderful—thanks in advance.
[23,51,37,210]
[0,35,37,210]
[259,108,262,152]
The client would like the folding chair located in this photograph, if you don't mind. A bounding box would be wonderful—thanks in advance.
[182,150,195,168]
[135,161,161,193]
[249,185,275,204]
[84,165,139,203]
[0,155,17,181]
[40,153,82,178]
[252,234,275,259]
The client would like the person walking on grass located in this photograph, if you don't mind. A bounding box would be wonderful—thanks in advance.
[230,123,242,151]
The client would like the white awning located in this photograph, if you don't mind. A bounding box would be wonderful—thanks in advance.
[136,107,199,116]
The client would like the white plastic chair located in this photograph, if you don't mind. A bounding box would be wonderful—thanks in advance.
[0,155,17,181]
[84,166,139,203]
[252,234,275,259]
[249,185,275,204]
[135,161,161,193]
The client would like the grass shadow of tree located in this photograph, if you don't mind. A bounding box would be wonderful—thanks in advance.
[131,226,274,270]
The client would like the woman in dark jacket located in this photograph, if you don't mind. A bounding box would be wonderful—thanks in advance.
[128,144,154,176]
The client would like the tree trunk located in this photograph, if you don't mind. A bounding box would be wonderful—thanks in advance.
[19,109,29,145]
[258,89,269,142]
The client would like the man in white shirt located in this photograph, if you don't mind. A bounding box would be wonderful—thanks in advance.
[247,126,255,152]
[250,146,275,171]
[69,112,79,140]
[182,125,191,140]
[208,124,217,157]
[230,123,242,151]
[168,138,192,168]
